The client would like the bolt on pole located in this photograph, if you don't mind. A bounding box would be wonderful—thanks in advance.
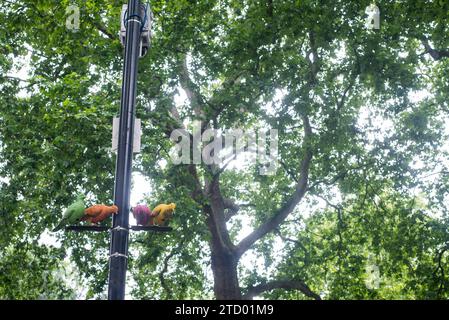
[108,0,142,300]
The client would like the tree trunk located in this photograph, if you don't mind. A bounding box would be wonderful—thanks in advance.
[211,248,241,299]
[205,178,242,299]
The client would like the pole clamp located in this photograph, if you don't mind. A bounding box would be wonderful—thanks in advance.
[110,252,128,259]
[126,18,142,25]
[110,226,129,233]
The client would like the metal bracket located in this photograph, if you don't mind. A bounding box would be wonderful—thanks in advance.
[110,226,129,233]
[126,18,142,25]
[110,252,128,259]
[120,3,153,57]
[112,118,141,154]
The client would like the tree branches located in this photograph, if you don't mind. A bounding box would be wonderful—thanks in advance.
[243,279,321,300]
[177,56,206,120]
[158,239,187,299]
[421,37,449,61]
[434,243,449,297]
[158,249,177,299]
[234,115,313,258]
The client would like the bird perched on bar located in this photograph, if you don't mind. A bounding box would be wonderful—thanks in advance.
[52,194,86,232]
[152,203,176,226]
[82,204,119,224]
[131,204,154,226]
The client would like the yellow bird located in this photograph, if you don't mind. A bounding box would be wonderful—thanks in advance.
[152,203,176,226]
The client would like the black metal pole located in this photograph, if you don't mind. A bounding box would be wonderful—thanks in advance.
[108,0,142,300]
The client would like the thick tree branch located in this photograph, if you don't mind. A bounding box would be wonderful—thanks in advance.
[152,47,313,266]
[307,31,320,83]
[1,75,28,82]
[92,20,116,41]
[434,243,449,296]
[337,77,356,112]
[235,115,313,257]
[280,159,298,183]
[421,37,449,61]
[177,56,206,119]
[145,69,206,209]
[243,279,321,300]
[81,14,117,42]
[211,155,237,182]
[202,175,237,256]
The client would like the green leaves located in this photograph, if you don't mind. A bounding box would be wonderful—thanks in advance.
[1,0,449,299]
[0,242,77,299]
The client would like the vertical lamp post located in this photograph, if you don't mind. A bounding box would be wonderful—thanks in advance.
[108,0,142,300]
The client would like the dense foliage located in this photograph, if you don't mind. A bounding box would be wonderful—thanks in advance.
[1,0,448,299]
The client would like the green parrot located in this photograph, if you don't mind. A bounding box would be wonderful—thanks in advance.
[52,194,86,232]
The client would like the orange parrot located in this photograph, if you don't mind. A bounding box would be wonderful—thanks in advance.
[82,204,119,224]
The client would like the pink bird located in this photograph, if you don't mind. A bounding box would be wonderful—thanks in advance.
[131,204,154,226]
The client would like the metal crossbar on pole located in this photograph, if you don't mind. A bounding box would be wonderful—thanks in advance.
[107,0,142,300]
[66,226,173,233]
